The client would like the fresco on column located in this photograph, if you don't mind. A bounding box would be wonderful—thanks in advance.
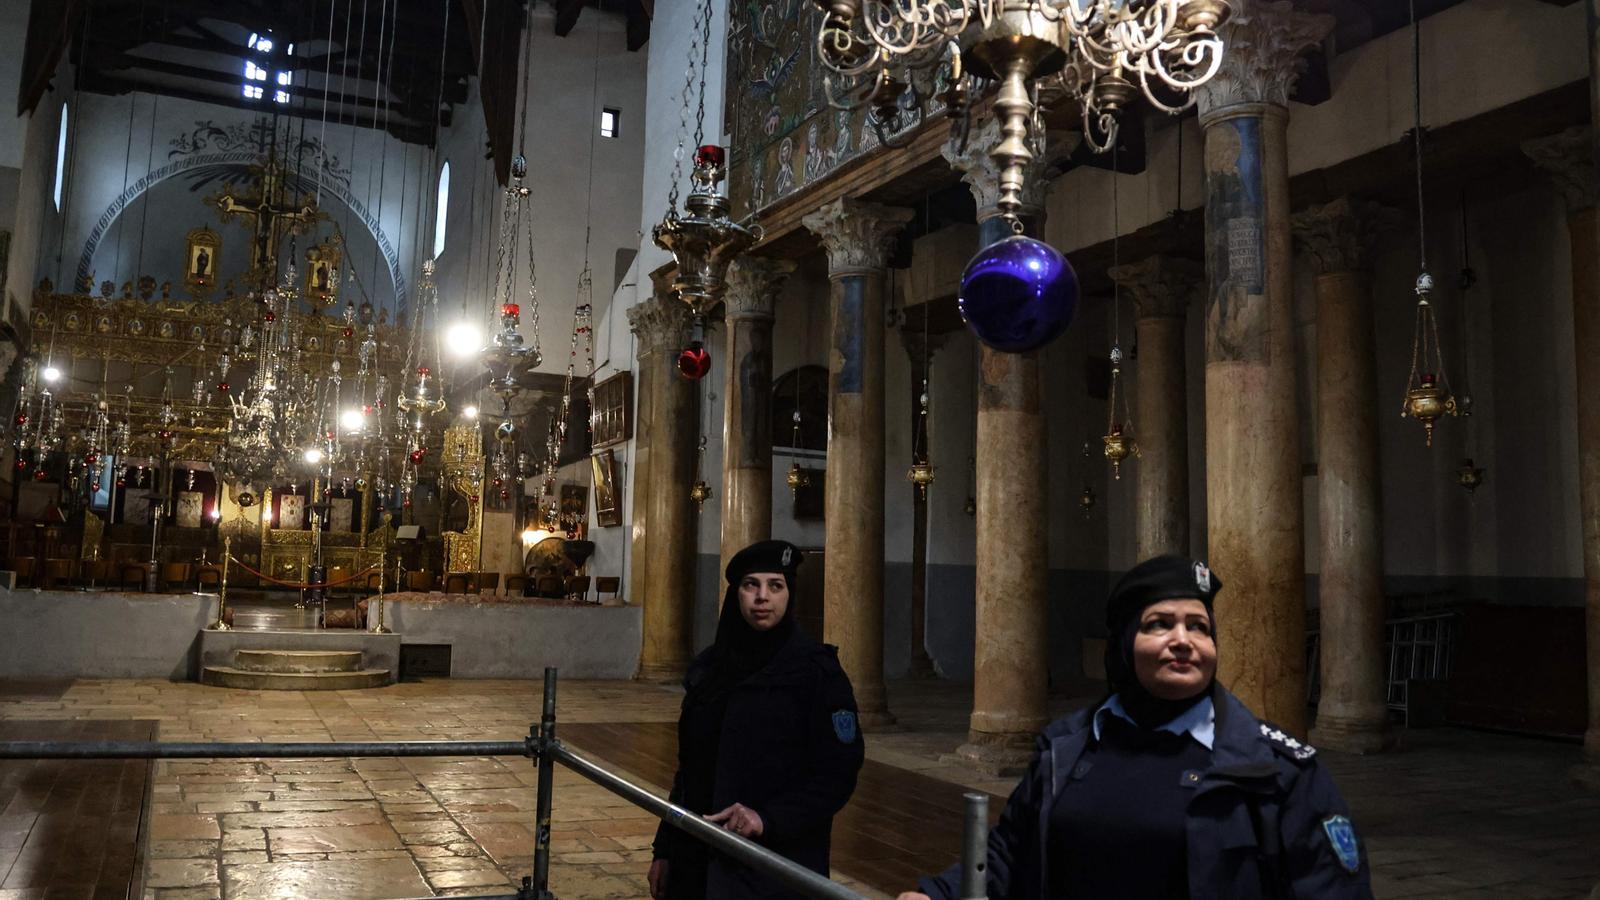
[725,1,943,216]
[1203,116,1269,363]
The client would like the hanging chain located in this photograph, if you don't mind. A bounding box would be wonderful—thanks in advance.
[1410,0,1427,275]
[666,0,715,213]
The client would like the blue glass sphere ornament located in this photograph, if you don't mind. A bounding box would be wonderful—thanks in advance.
[958,235,1079,353]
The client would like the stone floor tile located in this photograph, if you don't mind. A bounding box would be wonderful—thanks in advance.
[148,817,220,842]
[221,858,429,900]
[265,824,403,855]
[144,859,219,889]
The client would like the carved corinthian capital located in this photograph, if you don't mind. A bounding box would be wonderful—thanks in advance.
[942,118,1080,221]
[1108,256,1204,320]
[1288,196,1400,275]
[724,257,796,322]
[1196,1,1334,121]
[801,198,913,276]
[627,293,693,356]
[1522,127,1598,212]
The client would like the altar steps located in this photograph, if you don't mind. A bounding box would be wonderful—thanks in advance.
[201,648,391,690]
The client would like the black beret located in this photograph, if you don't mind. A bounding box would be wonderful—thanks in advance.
[1105,554,1222,632]
[725,540,804,585]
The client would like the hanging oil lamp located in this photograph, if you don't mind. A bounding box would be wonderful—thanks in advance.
[785,406,808,497]
[1080,484,1098,518]
[1456,458,1486,494]
[905,360,935,500]
[1103,346,1138,479]
[1397,5,1456,448]
[1400,275,1457,448]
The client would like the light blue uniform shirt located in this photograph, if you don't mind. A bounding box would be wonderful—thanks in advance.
[1092,693,1216,750]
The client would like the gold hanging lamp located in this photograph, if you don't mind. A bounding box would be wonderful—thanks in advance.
[1397,0,1456,448]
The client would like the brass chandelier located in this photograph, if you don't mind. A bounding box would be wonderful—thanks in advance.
[812,0,1230,226]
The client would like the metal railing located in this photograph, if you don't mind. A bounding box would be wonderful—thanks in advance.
[0,667,989,900]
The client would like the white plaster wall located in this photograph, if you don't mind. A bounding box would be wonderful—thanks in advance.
[3,52,69,323]
[53,90,430,317]
[0,0,30,169]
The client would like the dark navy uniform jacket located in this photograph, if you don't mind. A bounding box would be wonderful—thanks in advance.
[653,631,866,899]
[919,687,1374,899]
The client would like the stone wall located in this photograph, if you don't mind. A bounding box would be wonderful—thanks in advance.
[0,589,213,679]
[384,600,642,679]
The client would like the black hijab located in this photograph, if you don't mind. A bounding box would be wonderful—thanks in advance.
[688,540,804,706]
[1103,555,1222,728]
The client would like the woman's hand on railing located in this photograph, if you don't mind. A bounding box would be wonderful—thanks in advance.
[647,859,668,899]
[705,802,765,839]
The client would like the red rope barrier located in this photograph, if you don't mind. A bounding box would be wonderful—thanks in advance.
[226,557,382,590]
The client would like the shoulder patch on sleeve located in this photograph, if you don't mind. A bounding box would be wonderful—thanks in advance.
[831,709,858,744]
[1321,815,1361,873]
[1258,722,1317,761]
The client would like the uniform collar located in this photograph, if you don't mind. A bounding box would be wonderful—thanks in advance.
[1093,693,1216,750]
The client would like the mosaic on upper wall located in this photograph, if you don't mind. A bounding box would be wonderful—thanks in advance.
[725,1,946,216]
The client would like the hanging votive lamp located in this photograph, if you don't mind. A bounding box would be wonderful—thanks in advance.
[958,236,1079,353]
[653,145,762,381]
[690,479,713,510]
[1400,274,1458,448]
[1080,484,1097,518]
[786,461,810,495]
[1456,458,1486,494]
[906,378,934,499]
[907,461,936,499]
[1103,346,1138,479]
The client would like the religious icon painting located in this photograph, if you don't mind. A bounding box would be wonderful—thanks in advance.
[304,237,342,306]
[176,491,204,528]
[184,227,221,299]
[329,497,355,533]
[279,494,306,530]
[158,320,176,339]
[590,449,622,528]
[63,312,81,332]
[95,315,112,334]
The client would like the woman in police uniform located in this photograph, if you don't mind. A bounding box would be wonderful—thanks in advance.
[647,540,865,900]
[900,555,1373,900]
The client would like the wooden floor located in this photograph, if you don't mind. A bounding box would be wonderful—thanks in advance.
[0,719,156,898]
[561,721,1005,895]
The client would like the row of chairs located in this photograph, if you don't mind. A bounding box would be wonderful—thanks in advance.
[4,557,224,592]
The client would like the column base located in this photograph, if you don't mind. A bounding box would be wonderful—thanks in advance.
[636,662,687,684]
[1572,760,1600,793]
[854,683,899,731]
[1309,717,1396,755]
[906,653,938,680]
[946,731,1039,778]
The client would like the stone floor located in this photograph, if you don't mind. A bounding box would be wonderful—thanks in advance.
[0,676,1596,899]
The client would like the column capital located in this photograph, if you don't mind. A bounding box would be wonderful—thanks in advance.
[942,118,1079,221]
[1522,127,1597,211]
[627,292,692,356]
[1108,255,1204,320]
[801,198,913,276]
[724,257,796,322]
[1196,1,1333,122]
[900,328,948,369]
[1289,196,1402,275]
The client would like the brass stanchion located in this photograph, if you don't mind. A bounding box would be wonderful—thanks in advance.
[211,536,231,630]
[372,547,391,633]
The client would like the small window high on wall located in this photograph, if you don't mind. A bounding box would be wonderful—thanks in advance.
[600,108,620,139]
[432,161,450,259]
[52,103,68,211]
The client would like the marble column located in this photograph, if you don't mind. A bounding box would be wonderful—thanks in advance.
[1195,1,1332,735]
[627,284,697,680]
[802,198,912,729]
[1108,256,1203,560]
[719,258,795,574]
[1523,129,1600,778]
[902,329,946,679]
[1291,196,1397,754]
[942,118,1069,771]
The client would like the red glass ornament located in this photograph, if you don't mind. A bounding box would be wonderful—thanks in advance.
[403,499,413,509]
[493,478,503,487]
[417,366,430,376]
[217,381,230,393]
[85,453,98,465]
[14,413,26,426]
[695,144,726,168]
[409,448,426,464]
[116,479,126,488]
[362,404,372,414]
[33,469,47,481]
[264,311,276,323]
[677,343,711,380]
[499,489,510,501]
[14,460,26,470]
[342,327,354,338]
[1420,372,1437,386]
[501,303,520,318]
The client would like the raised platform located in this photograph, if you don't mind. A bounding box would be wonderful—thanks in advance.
[198,628,401,686]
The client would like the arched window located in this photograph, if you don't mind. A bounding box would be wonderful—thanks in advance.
[432,161,451,259]
[52,103,68,212]
[772,365,828,451]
